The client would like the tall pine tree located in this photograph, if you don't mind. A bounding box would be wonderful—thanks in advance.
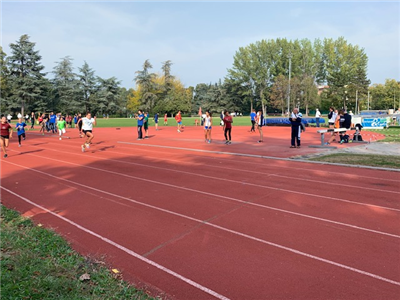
[7,34,48,115]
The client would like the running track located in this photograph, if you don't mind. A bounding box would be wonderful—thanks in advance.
[1,126,399,300]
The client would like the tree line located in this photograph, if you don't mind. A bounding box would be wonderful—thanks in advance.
[1,34,398,118]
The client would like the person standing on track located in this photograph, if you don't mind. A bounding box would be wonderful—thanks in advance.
[135,110,144,140]
[164,113,168,126]
[15,117,27,147]
[289,108,302,148]
[1,116,13,158]
[175,110,182,132]
[30,112,36,130]
[250,109,256,132]
[144,112,149,138]
[223,110,233,144]
[154,112,159,131]
[256,110,264,143]
[80,112,96,152]
[49,112,57,134]
[204,111,212,143]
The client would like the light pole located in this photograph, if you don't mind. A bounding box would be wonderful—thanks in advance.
[343,85,348,111]
[287,54,292,115]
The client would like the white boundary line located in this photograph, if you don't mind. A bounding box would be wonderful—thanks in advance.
[5,152,400,238]
[117,141,400,173]
[13,148,400,213]
[0,187,230,300]
[2,169,400,288]
[92,145,400,195]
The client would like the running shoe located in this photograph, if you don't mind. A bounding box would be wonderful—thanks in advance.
[81,145,85,152]
[3,154,7,158]
[228,141,232,144]
[59,137,62,140]
[85,143,90,149]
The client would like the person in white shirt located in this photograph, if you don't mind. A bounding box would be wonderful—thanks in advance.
[315,108,321,127]
[79,112,96,152]
[204,111,213,143]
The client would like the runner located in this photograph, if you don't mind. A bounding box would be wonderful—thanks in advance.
[223,110,233,144]
[1,115,13,158]
[80,112,96,152]
[204,111,212,143]
[39,114,46,135]
[57,116,67,140]
[175,111,182,132]
[76,113,83,137]
[164,113,168,126]
[15,117,27,147]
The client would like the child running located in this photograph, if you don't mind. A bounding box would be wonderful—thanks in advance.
[1,116,13,158]
[223,111,233,144]
[57,116,67,140]
[204,111,212,143]
[15,117,27,147]
[80,112,96,152]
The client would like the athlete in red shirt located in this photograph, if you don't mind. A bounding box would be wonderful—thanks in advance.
[1,115,13,158]
[223,111,233,144]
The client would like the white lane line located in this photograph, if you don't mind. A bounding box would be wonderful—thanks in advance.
[117,141,400,173]
[2,166,400,288]
[14,148,400,213]
[1,187,230,300]
[91,146,400,195]
[5,153,400,238]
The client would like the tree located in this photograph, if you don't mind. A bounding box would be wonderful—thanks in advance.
[53,56,81,113]
[78,61,97,112]
[94,77,121,116]
[134,59,157,111]
[7,34,48,115]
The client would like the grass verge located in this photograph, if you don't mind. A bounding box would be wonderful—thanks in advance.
[0,205,153,300]
[369,127,400,143]
[310,153,400,169]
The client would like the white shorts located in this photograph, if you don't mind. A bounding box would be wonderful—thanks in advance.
[58,128,66,135]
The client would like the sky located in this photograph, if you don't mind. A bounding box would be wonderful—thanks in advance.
[1,0,399,89]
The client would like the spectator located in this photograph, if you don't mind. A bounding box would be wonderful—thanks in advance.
[315,108,321,127]
[289,108,302,148]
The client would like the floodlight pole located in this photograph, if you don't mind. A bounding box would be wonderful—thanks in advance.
[287,55,292,114]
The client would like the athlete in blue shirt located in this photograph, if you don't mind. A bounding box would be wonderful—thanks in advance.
[135,110,144,140]
[250,109,256,132]
[15,118,27,147]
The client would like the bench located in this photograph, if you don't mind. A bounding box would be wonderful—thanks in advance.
[309,128,349,149]
[309,127,368,149]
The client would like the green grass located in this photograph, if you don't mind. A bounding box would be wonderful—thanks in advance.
[0,205,153,300]
[310,153,400,169]
[368,127,400,142]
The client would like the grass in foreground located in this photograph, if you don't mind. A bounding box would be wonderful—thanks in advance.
[310,153,400,169]
[0,205,153,300]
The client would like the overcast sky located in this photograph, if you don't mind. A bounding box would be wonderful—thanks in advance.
[1,0,399,89]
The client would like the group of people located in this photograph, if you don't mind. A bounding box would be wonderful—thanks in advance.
[249,109,265,143]
[325,107,352,145]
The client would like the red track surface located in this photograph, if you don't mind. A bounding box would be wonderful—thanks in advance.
[1,125,399,300]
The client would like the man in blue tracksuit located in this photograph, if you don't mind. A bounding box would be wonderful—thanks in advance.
[289,108,302,148]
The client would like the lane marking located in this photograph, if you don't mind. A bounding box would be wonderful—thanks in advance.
[5,154,400,238]
[1,187,230,300]
[2,172,400,288]
[117,141,400,173]
[12,148,400,213]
